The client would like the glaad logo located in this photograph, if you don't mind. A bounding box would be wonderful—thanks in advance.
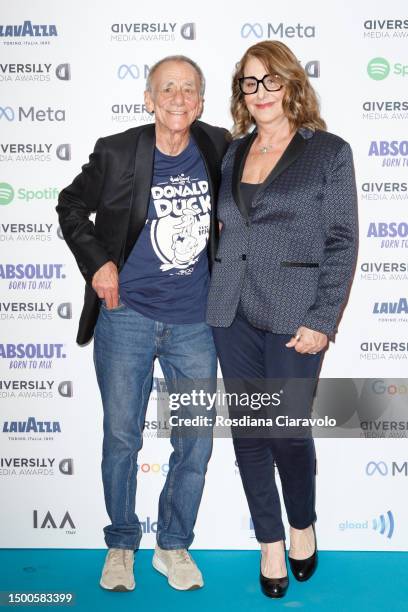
[33,510,75,530]
[140,516,157,533]
[366,461,408,476]
[338,511,394,539]
[364,19,408,39]
[367,57,408,80]
[0,183,14,205]
[241,22,316,39]
[0,106,66,122]
[0,63,70,82]
[110,22,195,42]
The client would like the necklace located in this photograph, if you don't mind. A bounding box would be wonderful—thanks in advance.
[259,143,274,154]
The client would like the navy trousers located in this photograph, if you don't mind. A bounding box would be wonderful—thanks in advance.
[212,308,323,543]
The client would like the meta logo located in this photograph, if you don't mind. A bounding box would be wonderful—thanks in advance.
[0,21,58,38]
[2,417,61,433]
[0,106,66,122]
[366,461,408,476]
[339,511,394,539]
[33,510,75,530]
[367,222,408,248]
[241,22,316,39]
[373,298,408,315]
[364,19,408,38]
[367,57,408,80]
[117,64,149,80]
[0,143,71,163]
[360,182,408,201]
[110,22,195,42]
[0,63,70,82]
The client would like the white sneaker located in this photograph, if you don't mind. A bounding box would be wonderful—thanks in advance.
[152,544,204,590]
[100,548,135,591]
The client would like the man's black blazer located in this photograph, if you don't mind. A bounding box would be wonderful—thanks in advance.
[56,120,230,345]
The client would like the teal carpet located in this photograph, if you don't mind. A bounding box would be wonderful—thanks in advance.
[1,549,407,611]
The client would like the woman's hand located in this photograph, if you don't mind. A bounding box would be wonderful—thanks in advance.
[285,326,328,354]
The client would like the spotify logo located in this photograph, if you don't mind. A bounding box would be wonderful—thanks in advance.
[367,57,390,80]
[0,183,14,205]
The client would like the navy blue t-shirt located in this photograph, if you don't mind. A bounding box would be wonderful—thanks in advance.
[119,138,211,323]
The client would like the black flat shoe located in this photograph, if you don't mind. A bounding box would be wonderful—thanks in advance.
[288,524,318,582]
[260,569,289,598]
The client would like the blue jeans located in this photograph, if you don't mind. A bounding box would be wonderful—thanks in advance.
[93,301,216,550]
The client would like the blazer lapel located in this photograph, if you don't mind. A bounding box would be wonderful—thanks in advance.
[260,130,309,191]
[123,124,155,262]
[232,130,257,219]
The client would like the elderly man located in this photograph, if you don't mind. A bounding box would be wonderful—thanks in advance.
[56,55,230,592]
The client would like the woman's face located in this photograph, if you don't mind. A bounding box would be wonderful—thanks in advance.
[241,56,287,128]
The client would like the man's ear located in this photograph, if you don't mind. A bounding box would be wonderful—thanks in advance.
[144,90,155,114]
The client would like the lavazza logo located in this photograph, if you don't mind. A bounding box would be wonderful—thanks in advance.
[111,102,151,124]
[360,182,408,201]
[0,222,64,243]
[0,457,74,477]
[0,63,70,82]
[0,301,72,321]
[363,19,408,38]
[240,22,316,39]
[368,140,408,168]
[0,21,58,46]
[2,417,62,440]
[0,379,73,400]
[362,100,408,121]
[372,297,408,323]
[359,340,408,361]
[110,22,196,42]
[366,222,408,248]
[359,261,408,282]
[0,344,67,370]
[0,144,71,163]
[0,105,66,122]
[0,263,66,291]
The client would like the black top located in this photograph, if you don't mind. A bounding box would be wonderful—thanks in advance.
[240,181,260,214]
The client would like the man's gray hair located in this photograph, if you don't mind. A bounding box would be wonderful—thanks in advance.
[145,55,206,96]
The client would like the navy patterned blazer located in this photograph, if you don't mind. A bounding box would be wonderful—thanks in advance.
[206,127,358,338]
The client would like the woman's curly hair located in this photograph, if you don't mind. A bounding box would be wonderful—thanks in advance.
[231,40,326,137]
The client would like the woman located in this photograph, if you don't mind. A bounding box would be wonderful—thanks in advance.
[207,41,358,598]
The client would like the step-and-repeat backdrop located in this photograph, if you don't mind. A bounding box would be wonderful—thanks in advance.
[1,0,407,550]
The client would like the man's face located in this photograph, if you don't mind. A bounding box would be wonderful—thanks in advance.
[144,60,203,135]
